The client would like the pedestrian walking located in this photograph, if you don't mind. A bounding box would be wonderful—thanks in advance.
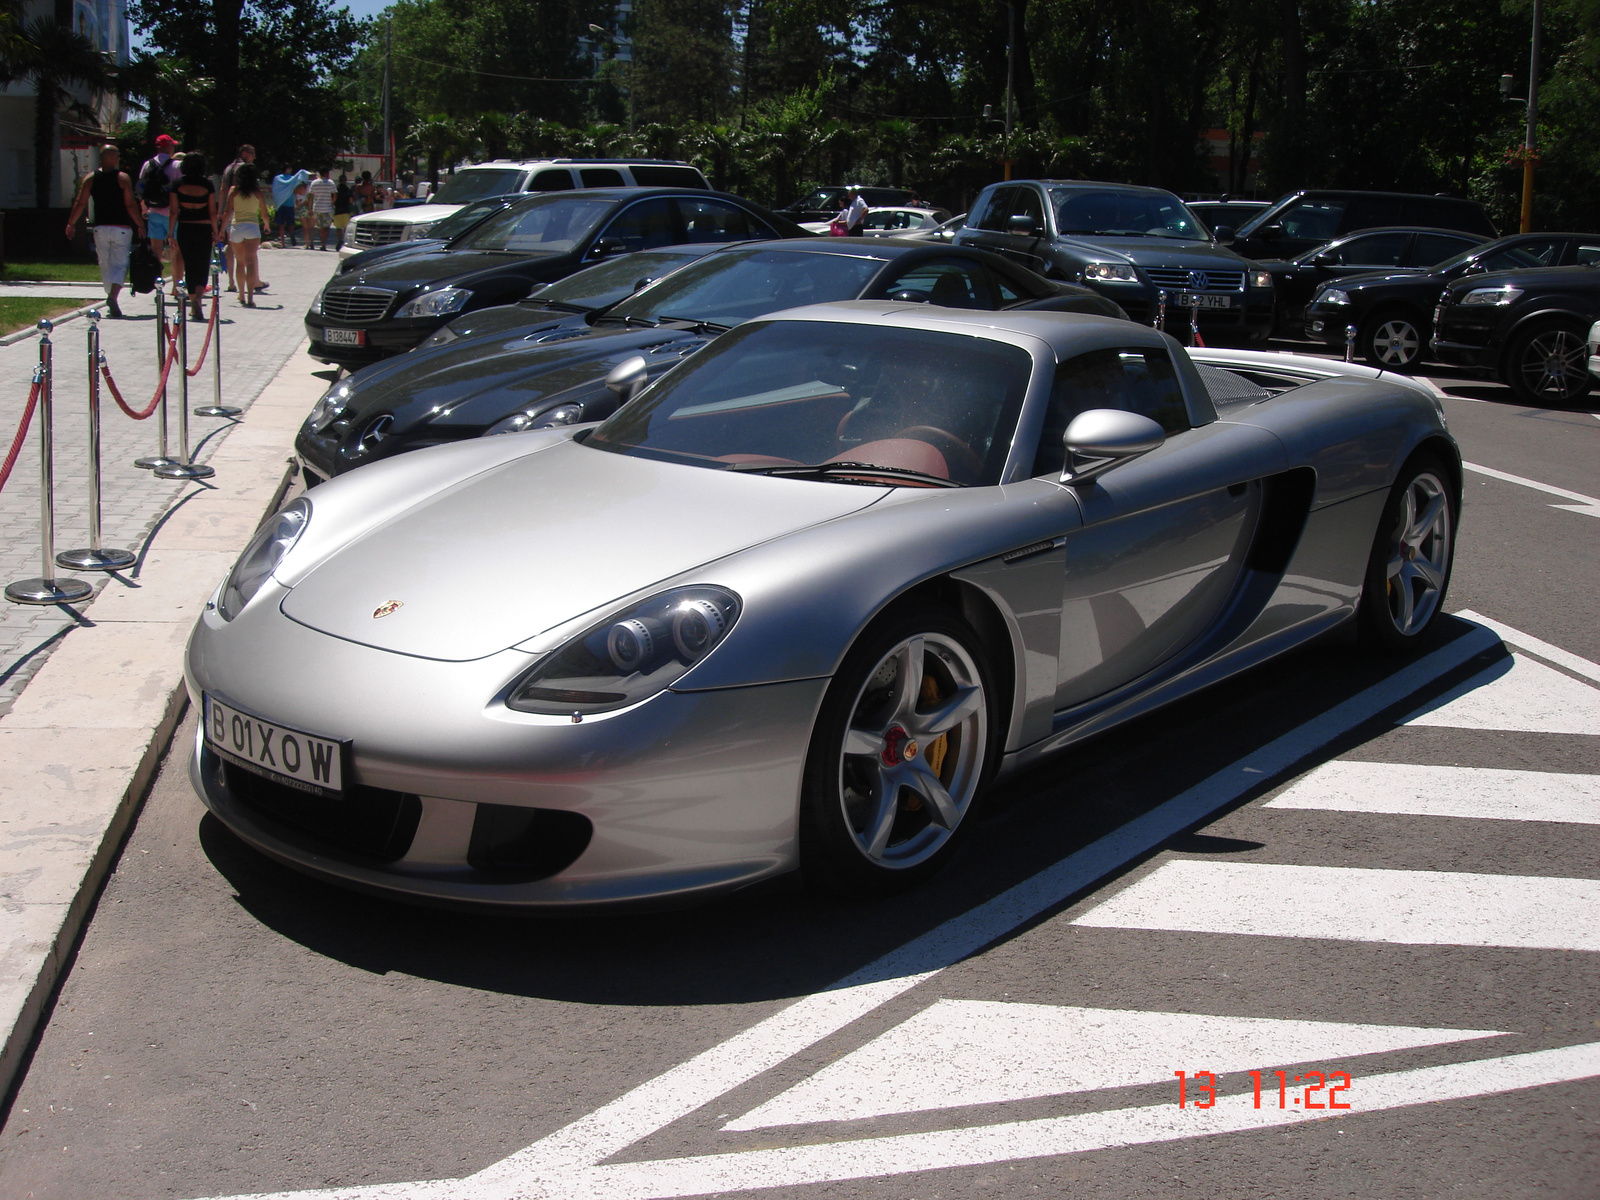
[138,133,181,289]
[307,167,337,250]
[172,152,218,321]
[271,165,311,246]
[221,162,272,307]
[296,178,313,248]
[63,144,145,318]
[333,173,353,250]
[840,187,869,236]
[220,143,256,290]
[354,170,376,215]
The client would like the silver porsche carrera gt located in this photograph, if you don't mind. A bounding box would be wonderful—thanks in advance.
[185,303,1460,908]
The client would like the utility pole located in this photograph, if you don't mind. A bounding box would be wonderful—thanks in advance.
[1004,0,1017,180]
[1520,0,1540,233]
[382,17,393,182]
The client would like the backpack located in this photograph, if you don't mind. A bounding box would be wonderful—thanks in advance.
[140,159,170,208]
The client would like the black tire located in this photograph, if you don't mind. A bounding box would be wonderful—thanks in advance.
[799,604,999,897]
[1360,309,1426,373]
[1357,453,1458,653]
[1505,321,1593,406]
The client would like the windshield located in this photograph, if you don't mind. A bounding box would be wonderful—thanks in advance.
[606,248,882,327]
[430,168,527,205]
[588,320,1033,487]
[1432,240,1551,274]
[433,198,510,243]
[456,195,614,254]
[532,248,709,310]
[1050,188,1209,240]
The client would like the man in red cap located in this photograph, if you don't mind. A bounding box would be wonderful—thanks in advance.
[138,134,182,289]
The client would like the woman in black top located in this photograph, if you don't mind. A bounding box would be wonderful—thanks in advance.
[173,153,218,320]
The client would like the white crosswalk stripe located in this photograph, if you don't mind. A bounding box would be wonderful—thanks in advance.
[1402,648,1600,734]
[1265,761,1600,823]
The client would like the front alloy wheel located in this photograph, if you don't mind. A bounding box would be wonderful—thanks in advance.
[1510,325,1592,405]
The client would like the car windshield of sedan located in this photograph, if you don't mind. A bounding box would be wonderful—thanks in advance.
[526,247,710,312]
[604,248,884,328]
[429,168,527,205]
[431,198,511,243]
[1432,242,1552,274]
[455,196,615,254]
[1051,189,1208,240]
[587,320,1032,487]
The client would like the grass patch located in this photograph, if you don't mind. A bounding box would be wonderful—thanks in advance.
[3,261,103,283]
[0,297,86,337]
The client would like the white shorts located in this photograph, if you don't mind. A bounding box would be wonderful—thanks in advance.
[229,223,261,243]
[92,224,132,286]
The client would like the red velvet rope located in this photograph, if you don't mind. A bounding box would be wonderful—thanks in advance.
[0,375,43,497]
[102,326,180,421]
[186,290,220,376]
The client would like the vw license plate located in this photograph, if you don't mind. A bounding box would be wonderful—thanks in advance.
[1178,293,1234,310]
[204,695,345,795]
[323,327,364,346]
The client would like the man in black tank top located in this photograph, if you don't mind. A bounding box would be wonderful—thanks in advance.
[65,146,146,318]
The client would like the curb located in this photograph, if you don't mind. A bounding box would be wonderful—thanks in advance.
[0,344,319,1105]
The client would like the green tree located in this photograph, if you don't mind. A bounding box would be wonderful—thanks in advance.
[0,12,118,206]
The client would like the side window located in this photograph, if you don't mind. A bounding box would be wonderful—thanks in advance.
[598,198,680,252]
[1011,187,1046,230]
[579,167,626,187]
[1278,199,1346,240]
[630,165,705,188]
[529,169,573,191]
[990,269,1025,305]
[1332,232,1409,267]
[1033,348,1189,477]
[1572,241,1600,265]
[1341,197,1406,231]
[677,198,770,243]
[1411,233,1478,266]
[975,187,1016,232]
[881,259,993,310]
[1484,239,1561,270]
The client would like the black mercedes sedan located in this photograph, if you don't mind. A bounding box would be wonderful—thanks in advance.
[304,188,805,368]
[294,239,1126,483]
[952,179,1275,342]
[1303,231,1600,371]
[1432,260,1600,405]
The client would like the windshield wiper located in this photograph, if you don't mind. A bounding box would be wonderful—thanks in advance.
[730,461,961,488]
[592,313,659,328]
[656,314,731,333]
[519,299,591,313]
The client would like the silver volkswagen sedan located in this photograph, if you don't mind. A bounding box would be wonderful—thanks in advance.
[185,304,1460,909]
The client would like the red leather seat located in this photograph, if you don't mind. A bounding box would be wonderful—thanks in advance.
[824,439,950,479]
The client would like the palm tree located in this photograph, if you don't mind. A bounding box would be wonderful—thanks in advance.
[0,14,118,207]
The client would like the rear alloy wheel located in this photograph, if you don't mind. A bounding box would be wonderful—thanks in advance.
[1358,456,1456,652]
[1507,323,1593,406]
[1362,312,1424,372]
[800,608,994,895]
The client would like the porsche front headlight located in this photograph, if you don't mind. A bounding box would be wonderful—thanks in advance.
[507,586,741,715]
[397,287,471,319]
[217,499,310,621]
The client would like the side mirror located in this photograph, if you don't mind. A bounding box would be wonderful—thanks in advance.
[1460,261,1485,276]
[1060,409,1166,484]
[1212,225,1236,244]
[1312,251,1336,268]
[1259,223,1283,240]
[589,236,626,259]
[1007,213,1038,236]
[889,288,930,304]
[605,355,649,401]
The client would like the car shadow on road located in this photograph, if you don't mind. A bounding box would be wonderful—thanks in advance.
[198,617,1507,1010]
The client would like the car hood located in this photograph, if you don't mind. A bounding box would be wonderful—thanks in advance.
[1444,263,1600,298]
[337,240,444,275]
[1327,269,1435,292]
[279,439,884,661]
[340,249,572,294]
[355,201,464,225]
[343,323,701,434]
[443,302,595,342]
[1057,237,1253,269]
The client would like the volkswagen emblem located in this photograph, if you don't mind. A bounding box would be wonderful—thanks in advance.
[372,600,404,619]
[1189,270,1209,290]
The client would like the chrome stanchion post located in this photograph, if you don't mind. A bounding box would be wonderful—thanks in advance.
[1345,324,1357,363]
[1189,302,1201,347]
[58,311,136,571]
[135,289,176,469]
[194,262,239,418]
[6,321,92,605]
[155,284,214,481]
[1156,289,1167,333]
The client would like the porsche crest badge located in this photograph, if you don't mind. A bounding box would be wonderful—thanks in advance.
[372,600,404,619]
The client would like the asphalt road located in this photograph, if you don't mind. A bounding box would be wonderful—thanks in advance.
[0,356,1595,1200]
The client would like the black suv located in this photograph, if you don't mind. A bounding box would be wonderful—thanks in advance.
[1225,190,1498,261]
[1433,261,1600,404]
[953,179,1274,341]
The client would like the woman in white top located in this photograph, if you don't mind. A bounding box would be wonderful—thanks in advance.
[221,163,272,306]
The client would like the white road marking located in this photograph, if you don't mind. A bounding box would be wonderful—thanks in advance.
[1402,650,1600,735]
[1072,861,1600,952]
[195,620,1524,1200]
[1462,461,1600,519]
[725,1001,1504,1130]
[555,1043,1600,1199]
[1452,609,1600,685]
[1265,761,1600,824]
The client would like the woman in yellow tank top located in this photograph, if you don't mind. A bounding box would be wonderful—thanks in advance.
[221,163,271,306]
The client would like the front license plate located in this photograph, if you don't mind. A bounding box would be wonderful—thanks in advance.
[1177,292,1235,310]
[322,327,364,346]
[204,695,345,795]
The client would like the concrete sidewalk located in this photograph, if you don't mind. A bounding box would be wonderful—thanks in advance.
[0,339,327,1101]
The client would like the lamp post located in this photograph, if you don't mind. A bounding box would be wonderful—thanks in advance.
[1003,2,1016,181]
[588,23,635,136]
[1520,0,1541,234]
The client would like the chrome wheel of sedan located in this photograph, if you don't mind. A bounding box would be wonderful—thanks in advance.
[1510,325,1593,405]
[1359,456,1457,651]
